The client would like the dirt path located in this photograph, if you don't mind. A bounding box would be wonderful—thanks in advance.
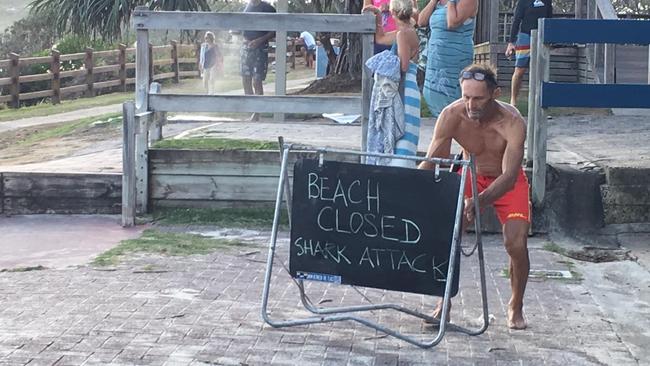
[0,76,316,171]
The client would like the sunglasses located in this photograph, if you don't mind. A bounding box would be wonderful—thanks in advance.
[459,71,498,86]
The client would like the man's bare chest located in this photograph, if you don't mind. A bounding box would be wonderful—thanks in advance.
[454,124,507,156]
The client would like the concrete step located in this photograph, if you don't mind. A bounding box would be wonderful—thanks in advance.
[605,166,650,186]
[601,166,650,225]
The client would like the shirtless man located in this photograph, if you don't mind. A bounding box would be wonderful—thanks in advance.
[418,63,530,329]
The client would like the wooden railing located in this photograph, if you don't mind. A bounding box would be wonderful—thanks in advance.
[0,42,198,108]
[121,8,375,226]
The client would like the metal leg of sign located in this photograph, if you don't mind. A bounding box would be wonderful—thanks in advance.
[261,146,489,348]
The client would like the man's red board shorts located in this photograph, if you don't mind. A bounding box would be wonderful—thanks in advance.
[462,168,531,224]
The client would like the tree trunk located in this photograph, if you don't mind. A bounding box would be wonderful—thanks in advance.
[330,0,363,79]
[293,0,365,94]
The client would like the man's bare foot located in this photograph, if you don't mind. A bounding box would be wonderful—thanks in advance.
[424,299,451,324]
[507,305,527,330]
[249,113,260,122]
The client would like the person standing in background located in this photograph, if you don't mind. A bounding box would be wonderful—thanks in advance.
[506,0,553,106]
[364,0,398,53]
[298,31,317,69]
[241,0,276,121]
[363,0,421,167]
[199,32,223,95]
[418,0,478,120]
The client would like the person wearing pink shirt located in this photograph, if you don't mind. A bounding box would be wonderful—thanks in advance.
[364,0,398,53]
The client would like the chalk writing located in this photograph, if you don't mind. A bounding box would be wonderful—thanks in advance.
[290,159,461,296]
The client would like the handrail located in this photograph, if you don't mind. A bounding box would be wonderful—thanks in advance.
[528,17,650,206]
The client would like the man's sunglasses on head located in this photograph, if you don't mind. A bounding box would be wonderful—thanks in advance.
[459,71,498,86]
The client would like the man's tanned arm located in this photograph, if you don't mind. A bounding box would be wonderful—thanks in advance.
[477,118,526,206]
[419,109,454,170]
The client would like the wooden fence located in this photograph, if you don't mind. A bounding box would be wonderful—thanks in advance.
[473,42,594,89]
[121,8,375,226]
[0,38,303,109]
[0,42,200,108]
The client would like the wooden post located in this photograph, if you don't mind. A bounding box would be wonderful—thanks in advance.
[361,30,374,155]
[604,44,615,84]
[149,82,163,143]
[51,50,61,104]
[526,30,538,166]
[84,47,94,97]
[9,53,20,109]
[488,0,499,44]
[274,0,288,122]
[532,19,550,207]
[135,112,150,214]
[122,101,137,227]
[195,42,202,77]
[290,39,296,69]
[135,7,150,114]
[575,0,584,19]
[170,40,179,83]
[148,43,154,84]
[119,44,127,92]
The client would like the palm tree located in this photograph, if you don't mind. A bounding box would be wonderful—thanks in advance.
[29,0,211,42]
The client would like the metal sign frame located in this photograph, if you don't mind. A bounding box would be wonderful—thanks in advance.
[261,144,489,348]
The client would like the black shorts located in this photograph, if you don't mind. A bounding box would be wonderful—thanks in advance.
[240,44,269,80]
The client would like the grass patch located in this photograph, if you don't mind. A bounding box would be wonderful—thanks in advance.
[497,93,528,117]
[421,100,432,118]
[542,242,567,256]
[152,137,278,150]
[152,207,289,228]
[18,113,122,145]
[0,93,131,122]
[92,229,245,266]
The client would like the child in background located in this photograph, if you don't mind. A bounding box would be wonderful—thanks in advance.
[199,31,224,95]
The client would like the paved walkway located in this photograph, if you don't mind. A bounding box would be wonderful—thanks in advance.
[0,77,315,135]
[0,228,647,365]
[3,111,649,173]
[0,94,649,365]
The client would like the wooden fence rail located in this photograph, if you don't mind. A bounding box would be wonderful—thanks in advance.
[0,38,301,108]
[0,42,199,108]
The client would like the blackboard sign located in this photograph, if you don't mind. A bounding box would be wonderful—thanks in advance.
[289,159,461,297]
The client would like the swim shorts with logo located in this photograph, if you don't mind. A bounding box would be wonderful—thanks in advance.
[463,168,531,224]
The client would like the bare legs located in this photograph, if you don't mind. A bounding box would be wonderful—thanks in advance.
[510,67,527,106]
[503,219,530,329]
[242,76,264,121]
[429,218,529,330]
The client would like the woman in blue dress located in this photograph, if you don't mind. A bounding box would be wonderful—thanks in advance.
[418,0,478,118]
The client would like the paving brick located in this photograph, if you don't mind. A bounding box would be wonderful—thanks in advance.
[0,234,644,365]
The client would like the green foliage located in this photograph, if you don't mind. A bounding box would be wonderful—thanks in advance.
[208,0,247,12]
[54,35,114,54]
[152,207,289,228]
[543,242,567,255]
[17,113,121,145]
[0,10,58,59]
[152,137,278,150]
[29,0,212,43]
[92,229,245,266]
[421,100,432,118]
[0,93,131,122]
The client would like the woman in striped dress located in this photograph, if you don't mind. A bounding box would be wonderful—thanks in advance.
[418,0,477,119]
[363,0,421,168]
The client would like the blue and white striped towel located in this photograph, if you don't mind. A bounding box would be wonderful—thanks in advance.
[391,61,421,168]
